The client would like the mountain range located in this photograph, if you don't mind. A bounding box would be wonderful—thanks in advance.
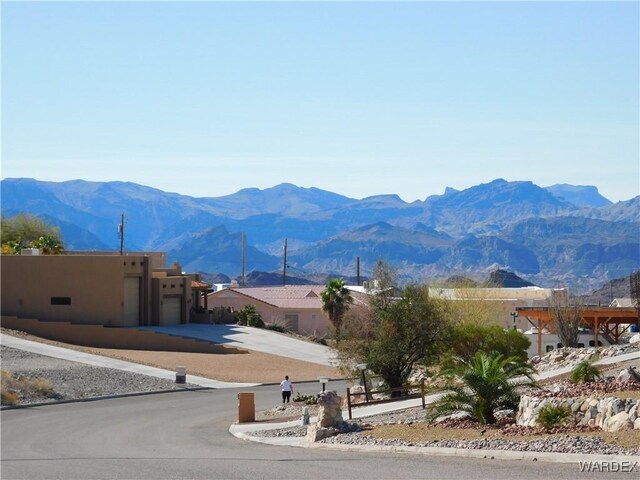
[2,177,638,293]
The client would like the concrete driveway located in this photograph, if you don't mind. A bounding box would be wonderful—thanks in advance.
[137,324,337,366]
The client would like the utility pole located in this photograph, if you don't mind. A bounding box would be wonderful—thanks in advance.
[118,213,125,256]
[356,256,360,286]
[282,238,288,286]
[241,231,246,287]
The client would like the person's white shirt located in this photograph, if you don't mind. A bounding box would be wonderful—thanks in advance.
[281,379,293,392]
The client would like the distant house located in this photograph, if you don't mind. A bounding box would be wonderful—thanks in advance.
[207,285,368,335]
[428,286,568,330]
[1,251,209,327]
[610,298,638,308]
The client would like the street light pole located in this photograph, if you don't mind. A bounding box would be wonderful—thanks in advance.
[510,311,519,330]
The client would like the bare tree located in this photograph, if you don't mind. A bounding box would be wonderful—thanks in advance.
[548,295,583,348]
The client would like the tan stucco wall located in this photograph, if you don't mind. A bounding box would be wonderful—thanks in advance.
[152,276,192,326]
[1,255,145,327]
[1,253,194,327]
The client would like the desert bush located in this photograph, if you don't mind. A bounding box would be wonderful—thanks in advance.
[570,359,601,384]
[265,322,289,333]
[538,404,571,429]
[293,393,318,405]
[1,369,54,405]
[309,335,327,346]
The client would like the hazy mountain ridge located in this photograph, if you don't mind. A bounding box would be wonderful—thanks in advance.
[544,184,613,208]
[2,177,638,293]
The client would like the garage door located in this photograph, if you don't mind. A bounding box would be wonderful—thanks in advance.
[123,277,140,326]
[162,297,181,325]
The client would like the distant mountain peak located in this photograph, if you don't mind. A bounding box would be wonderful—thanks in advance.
[544,184,612,208]
[485,269,535,288]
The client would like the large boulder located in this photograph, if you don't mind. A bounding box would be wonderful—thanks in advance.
[316,391,344,428]
[603,411,633,432]
[616,367,640,383]
[306,391,345,443]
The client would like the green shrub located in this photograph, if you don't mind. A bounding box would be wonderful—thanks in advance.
[448,323,531,363]
[538,404,571,429]
[236,305,263,328]
[293,393,318,405]
[570,359,601,384]
[247,314,265,328]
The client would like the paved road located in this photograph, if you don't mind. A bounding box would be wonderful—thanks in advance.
[1,385,624,480]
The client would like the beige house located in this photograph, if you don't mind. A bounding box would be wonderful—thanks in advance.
[428,286,569,330]
[208,285,370,335]
[1,251,206,327]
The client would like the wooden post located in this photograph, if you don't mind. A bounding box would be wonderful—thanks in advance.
[346,387,352,420]
[420,379,426,410]
[537,318,542,357]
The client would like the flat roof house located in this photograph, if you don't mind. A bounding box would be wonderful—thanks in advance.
[1,251,203,327]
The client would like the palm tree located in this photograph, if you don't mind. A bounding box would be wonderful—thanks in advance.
[321,278,353,339]
[427,352,538,424]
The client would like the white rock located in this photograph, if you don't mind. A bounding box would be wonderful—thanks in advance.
[603,411,633,432]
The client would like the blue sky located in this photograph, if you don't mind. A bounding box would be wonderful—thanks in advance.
[2,1,638,202]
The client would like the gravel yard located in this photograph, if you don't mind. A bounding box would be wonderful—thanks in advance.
[1,328,342,383]
[1,346,198,406]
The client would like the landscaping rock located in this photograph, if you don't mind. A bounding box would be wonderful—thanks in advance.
[316,391,344,428]
[604,411,633,432]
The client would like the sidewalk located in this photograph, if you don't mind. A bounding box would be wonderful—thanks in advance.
[1,334,258,389]
[230,350,640,463]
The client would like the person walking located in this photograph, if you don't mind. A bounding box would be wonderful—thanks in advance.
[280,375,293,404]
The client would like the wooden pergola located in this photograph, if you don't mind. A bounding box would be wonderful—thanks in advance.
[191,279,212,311]
[515,306,639,357]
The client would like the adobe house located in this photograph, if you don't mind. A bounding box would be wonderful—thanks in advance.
[1,251,206,327]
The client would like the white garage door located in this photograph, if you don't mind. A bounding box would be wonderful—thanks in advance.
[123,277,140,326]
[162,297,181,325]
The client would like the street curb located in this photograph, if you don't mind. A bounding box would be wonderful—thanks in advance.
[228,426,640,464]
[0,386,212,410]
[307,441,640,464]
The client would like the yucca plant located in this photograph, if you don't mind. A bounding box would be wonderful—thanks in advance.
[427,352,538,425]
[569,359,601,384]
[538,404,571,429]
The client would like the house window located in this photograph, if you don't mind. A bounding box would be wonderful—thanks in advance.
[51,297,71,305]
[284,314,299,331]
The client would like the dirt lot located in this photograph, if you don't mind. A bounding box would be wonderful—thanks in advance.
[0,328,343,383]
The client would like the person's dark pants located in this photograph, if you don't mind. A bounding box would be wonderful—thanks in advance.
[282,391,291,403]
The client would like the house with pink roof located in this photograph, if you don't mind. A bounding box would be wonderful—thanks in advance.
[207,285,366,336]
